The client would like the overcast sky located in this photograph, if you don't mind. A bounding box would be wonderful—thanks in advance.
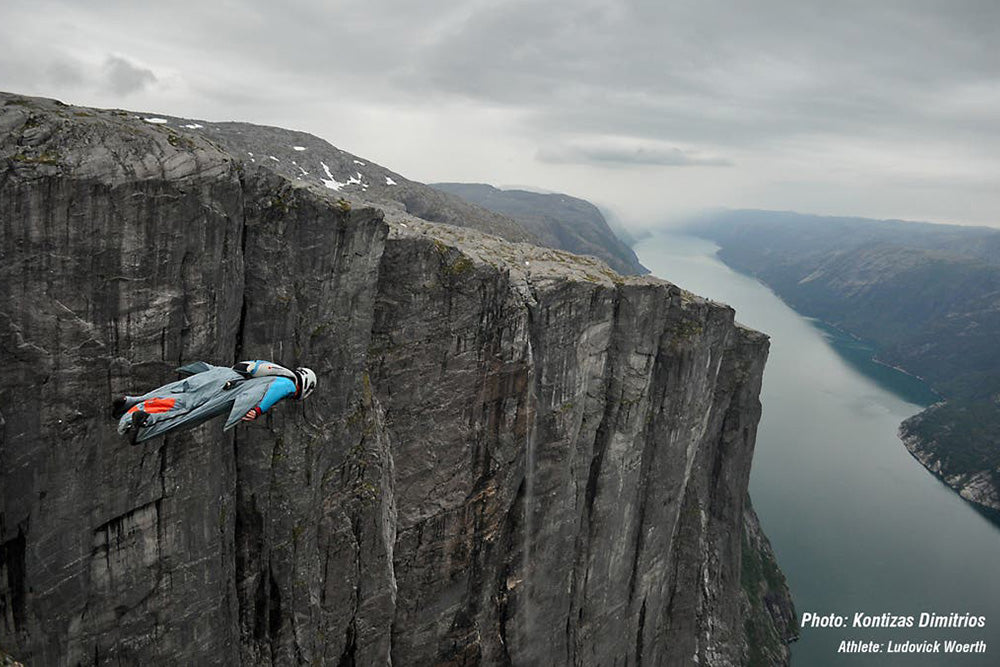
[2,0,998,227]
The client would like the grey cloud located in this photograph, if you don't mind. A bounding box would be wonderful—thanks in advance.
[538,141,733,167]
[13,0,998,151]
[47,60,84,88]
[104,55,156,96]
[406,0,1000,150]
[1,0,998,225]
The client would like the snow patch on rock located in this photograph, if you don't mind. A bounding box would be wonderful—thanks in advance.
[320,163,363,190]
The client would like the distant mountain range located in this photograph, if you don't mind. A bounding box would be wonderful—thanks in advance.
[430,183,648,275]
[690,209,1000,515]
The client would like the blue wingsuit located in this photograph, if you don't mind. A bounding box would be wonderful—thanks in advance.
[115,360,299,444]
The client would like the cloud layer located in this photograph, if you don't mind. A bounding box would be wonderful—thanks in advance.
[538,140,733,167]
[1,0,997,226]
[104,55,156,96]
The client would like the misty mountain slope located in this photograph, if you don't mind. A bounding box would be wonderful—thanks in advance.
[117,113,540,244]
[0,92,794,665]
[431,182,649,275]
[692,210,1000,514]
[74,103,644,275]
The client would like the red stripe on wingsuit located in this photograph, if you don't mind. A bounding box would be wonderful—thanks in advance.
[127,397,177,414]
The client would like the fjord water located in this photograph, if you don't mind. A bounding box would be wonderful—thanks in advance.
[635,233,1000,666]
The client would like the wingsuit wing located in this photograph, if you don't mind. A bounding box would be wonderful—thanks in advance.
[223,379,273,430]
[176,361,214,377]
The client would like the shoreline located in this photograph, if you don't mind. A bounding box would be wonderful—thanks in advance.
[898,427,1000,520]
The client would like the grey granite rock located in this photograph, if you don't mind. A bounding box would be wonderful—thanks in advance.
[0,92,789,665]
[739,497,798,666]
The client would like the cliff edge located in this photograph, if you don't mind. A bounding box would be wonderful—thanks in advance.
[0,93,791,665]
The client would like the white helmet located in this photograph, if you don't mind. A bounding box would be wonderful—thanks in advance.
[295,368,317,400]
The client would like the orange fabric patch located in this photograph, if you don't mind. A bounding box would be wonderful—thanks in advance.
[142,397,177,414]
[127,397,177,415]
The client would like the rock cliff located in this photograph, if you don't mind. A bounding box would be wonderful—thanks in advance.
[738,499,798,666]
[0,93,788,665]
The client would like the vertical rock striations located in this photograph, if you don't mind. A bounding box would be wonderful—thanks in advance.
[0,93,389,665]
[0,93,785,665]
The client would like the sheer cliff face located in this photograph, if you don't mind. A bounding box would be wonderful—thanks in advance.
[0,94,388,665]
[370,225,769,665]
[1,94,772,665]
